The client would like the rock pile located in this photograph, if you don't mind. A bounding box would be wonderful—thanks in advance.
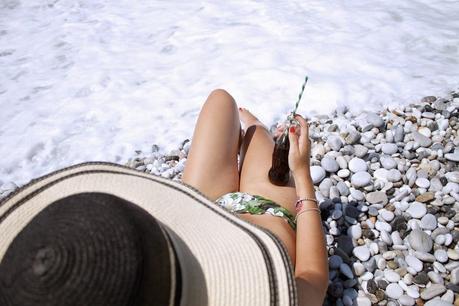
[2,92,459,305]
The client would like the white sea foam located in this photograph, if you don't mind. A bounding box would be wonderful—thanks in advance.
[0,0,458,185]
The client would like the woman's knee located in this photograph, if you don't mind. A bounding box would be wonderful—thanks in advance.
[204,88,237,110]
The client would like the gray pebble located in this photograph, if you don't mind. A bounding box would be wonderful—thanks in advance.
[382,143,398,155]
[351,171,372,187]
[385,283,403,299]
[408,229,433,252]
[348,157,367,172]
[321,157,339,173]
[310,165,326,184]
[406,202,427,219]
[420,214,437,230]
[420,284,446,300]
[366,191,388,205]
[327,135,344,151]
[412,130,432,147]
[353,245,370,261]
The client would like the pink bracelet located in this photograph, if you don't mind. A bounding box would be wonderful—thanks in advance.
[295,198,318,212]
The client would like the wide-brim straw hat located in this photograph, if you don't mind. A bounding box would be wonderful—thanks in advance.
[0,162,297,305]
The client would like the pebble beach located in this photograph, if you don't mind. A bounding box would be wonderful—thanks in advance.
[2,92,459,305]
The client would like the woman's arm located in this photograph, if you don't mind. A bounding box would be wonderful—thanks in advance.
[287,115,328,305]
[293,170,329,305]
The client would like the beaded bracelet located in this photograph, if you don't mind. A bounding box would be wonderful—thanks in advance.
[295,207,321,222]
[295,198,318,213]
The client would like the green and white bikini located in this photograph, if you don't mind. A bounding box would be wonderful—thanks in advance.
[215,192,297,230]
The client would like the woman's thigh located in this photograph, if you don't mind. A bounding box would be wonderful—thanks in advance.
[182,89,241,201]
[239,125,298,213]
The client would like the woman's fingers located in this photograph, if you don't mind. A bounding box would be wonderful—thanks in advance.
[294,114,309,153]
[288,126,299,154]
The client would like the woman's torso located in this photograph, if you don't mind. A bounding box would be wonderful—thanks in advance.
[236,213,296,266]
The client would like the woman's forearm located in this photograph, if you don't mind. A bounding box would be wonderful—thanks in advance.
[294,170,329,286]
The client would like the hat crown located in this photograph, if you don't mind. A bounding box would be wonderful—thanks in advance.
[0,193,177,306]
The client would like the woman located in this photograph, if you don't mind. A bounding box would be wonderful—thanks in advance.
[182,89,329,305]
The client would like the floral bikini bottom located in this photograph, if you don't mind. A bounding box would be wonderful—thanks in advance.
[215,192,296,230]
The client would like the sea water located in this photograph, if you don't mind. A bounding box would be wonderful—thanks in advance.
[0,0,458,185]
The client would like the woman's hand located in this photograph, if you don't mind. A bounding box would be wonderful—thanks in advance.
[288,114,311,176]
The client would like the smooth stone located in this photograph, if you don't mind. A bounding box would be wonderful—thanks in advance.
[414,272,430,285]
[420,284,446,300]
[368,207,379,217]
[435,235,446,245]
[354,145,368,158]
[373,168,389,181]
[414,251,436,262]
[391,231,403,245]
[445,172,459,183]
[351,171,372,187]
[345,205,360,218]
[420,214,438,230]
[349,157,367,172]
[380,230,393,245]
[349,224,362,240]
[447,249,459,261]
[380,155,397,169]
[367,112,384,128]
[336,155,348,169]
[441,290,454,304]
[384,269,401,282]
[327,135,344,151]
[337,169,350,178]
[353,262,365,276]
[366,191,388,205]
[350,189,365,201]
[416,177,430,189]
[382,143,398,155]
[353,245,371,262]
[340,263,354,279]
[393,125,405,142]
[380,210,395,222]
[399,295,415,306]
[319,178,333,197]
[387,169,402,182]
[434,249,448,263]
[443,182,459,194]
[310,165,326,184]
[412,130,432,147]
[406,202,427,219]
[424,299,452,306]
[329,255,343,269]
[405,255,423,272]
[332,210,343,220]
[375,221,392,232]
[355,296,371,306]
[336,181,350,196]
[428,271,443,284]
[408,229,433,252]
[450,267,459,285]
[406,286,420,298]
[321,157,339,173]
[416,192,435,203]
[445,151,459,162]
[385,283,403,299]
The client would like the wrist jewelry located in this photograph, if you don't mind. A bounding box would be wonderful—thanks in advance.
[295,207,321,222]
[295,198,318,213]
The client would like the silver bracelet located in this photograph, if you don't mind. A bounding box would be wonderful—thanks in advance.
[295,207,321,222]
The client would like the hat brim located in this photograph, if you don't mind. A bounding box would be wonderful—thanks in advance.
[0,162,297,306]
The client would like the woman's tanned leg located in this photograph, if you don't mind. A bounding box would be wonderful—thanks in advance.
[182,89,243,201]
